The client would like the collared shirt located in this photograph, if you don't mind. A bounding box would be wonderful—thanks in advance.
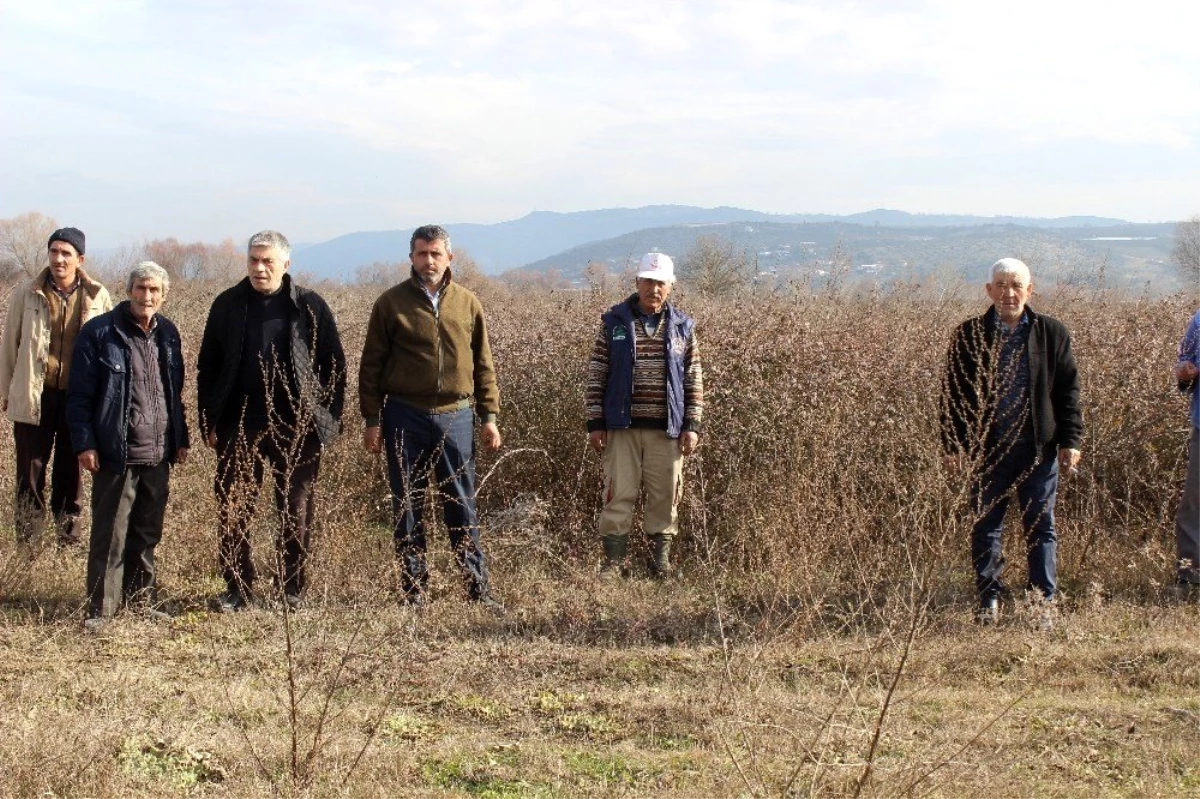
[46,273,81,300]
[421,280,445,311]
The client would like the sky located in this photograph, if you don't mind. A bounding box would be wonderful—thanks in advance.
[1,0,1198,250]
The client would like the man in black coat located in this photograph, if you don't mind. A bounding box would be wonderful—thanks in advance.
[197,230,345,612]
[941,257,1082,627]
[68,261,189,632]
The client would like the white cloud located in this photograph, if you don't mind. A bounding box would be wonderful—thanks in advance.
[1,0,1196,244]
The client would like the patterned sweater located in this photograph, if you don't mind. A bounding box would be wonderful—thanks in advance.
[586,312,704,433]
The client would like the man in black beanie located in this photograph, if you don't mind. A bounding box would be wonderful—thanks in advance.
[1,227,113,546]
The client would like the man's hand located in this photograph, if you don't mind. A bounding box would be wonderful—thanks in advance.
[481,421,502,451]
[588,430,607,453]
[205,430,217,449]
[78,450,99,473]
[1177,361,1199,382]
[176,447,189,465]
[1058,448,1082,476]
[363,426,382,454]
[680,431,699,456]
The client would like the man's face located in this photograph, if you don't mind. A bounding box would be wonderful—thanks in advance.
[636,277,672,314]
[410,238,453,288]
[985,270,1033,324]
[127,277,165,326]
[47,241,82,286]
[247,245,289,294]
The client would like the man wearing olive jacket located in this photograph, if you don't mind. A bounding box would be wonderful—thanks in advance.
[359,224,502,611]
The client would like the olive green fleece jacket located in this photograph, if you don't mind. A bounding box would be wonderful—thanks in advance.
[358,274,499,426]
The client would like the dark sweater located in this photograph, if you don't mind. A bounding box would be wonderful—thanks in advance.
[941,305,1083,458]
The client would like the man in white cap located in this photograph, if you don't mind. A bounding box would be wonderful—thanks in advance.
[941,257,1082,627]
[585,252,704,578]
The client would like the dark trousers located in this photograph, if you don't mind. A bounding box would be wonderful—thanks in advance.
[12,388,83,543]
[1177,427,1200,584]
[86,461,170,618]
[383,400,488,599]
[970,441,1060,601]
[215,429,321,597]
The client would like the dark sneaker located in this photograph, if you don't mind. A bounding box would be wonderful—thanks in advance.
[215,589,251,613]
[976,595,1000,626]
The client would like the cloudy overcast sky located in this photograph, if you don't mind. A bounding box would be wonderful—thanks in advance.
[2,0,1197,248]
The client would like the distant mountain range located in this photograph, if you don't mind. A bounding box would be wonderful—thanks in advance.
[511,220,1180,292]
[290,205,1135,279]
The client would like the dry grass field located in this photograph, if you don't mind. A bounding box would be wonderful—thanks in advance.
[0,274,1197,797]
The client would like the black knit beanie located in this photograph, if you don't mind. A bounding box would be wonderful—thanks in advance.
[47,227,86,256]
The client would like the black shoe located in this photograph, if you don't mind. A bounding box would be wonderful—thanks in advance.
[474,592,507,616]
[144,605,175,622]
[398,591,428,609]
[215,588,251,613]
[976,595,1000,625]
[82,616,108,634]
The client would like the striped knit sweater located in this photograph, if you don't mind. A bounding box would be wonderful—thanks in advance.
[586,311,704,433]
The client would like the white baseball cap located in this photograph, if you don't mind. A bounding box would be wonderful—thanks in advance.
[637,252,675,282]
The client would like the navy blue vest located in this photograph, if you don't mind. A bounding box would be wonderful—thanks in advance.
[601,297,694,439]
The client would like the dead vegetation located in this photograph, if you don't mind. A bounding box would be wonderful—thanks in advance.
[0,278,1196,797]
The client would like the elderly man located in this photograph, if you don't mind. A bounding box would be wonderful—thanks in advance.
[359,224,503,611]
[197,230,345,612]
[586,252,704,578]
[1173,310,1200,596]
[1,227,112,547]
[67,262,189,632]
[941,257,1082,625]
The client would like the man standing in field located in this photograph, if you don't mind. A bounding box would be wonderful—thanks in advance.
[197,230,345,612]
[0,227,112,547]
[586,252,704,578]
[1172,310,1199,597]
[67,262,189,632]
[359,224,503,611]
[941,257,1082,626]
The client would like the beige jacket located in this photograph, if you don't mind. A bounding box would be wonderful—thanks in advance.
[0,267,112,424]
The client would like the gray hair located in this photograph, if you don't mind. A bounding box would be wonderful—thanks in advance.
[248,230,291,258]
[989,257,1031,284]
[410,224,452,255]
[126,261,170,294]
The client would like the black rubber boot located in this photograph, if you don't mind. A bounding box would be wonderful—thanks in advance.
[648,534,674,579]
[600,535,628,578]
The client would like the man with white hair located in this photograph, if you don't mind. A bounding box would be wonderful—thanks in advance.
[586,252,704,578]
[67,262,189,632]
[941,257,1082,626]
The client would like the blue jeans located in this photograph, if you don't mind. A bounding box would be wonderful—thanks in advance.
[970,441,1059,601]
[383,400,487,599]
